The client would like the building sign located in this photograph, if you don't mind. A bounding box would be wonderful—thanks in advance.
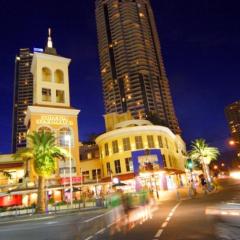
[131,149,164,174]
[60,177,82,185]
[36,115,73,126]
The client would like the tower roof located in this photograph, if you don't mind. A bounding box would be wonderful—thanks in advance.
[44,28,57,55]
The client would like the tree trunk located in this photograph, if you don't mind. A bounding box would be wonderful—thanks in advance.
[36,176,46,214]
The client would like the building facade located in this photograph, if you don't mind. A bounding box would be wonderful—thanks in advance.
[96,116,187,196]
[12,49,33,152]
[25,30,81,188]
[225,101,240,158]
[95,0,181,134]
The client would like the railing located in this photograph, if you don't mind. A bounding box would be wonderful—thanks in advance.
[0,199,105,218]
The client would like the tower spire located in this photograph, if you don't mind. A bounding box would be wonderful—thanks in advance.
[44,28,57,55]
[47,28,53,48]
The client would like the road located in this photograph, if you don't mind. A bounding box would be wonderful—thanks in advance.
[1,178,240,240]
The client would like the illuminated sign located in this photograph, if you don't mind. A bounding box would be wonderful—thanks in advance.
[131,149,163,174]
[33,48,43,53]
[36,115,73,126]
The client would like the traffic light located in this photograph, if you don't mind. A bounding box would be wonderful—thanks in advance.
[186,159,193,170]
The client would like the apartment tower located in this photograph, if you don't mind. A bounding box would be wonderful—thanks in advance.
[95,0,181,134]
[225,101,240,158]
[12,49,33,152]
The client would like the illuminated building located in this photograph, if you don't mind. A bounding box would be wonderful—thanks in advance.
[225,101,240,158]
[24,29,81,187]
[96,113,187,196]
[95,0,181,134]
[12,49,33,152]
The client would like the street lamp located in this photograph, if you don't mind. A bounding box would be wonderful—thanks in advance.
[64,134,73,208]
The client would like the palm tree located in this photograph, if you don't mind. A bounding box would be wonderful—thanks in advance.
[189,139,219,184]
[14,131,67,213]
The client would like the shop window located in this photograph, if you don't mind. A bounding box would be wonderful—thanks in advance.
[42,88,51,102]
[55,69,64,83]
[123,137,131,151]
[147,135,155,148]
[42,67,52,82]
[105,143,109,156]
[125,158,133,172]
[158,136,163,148]
[56,90,65,103]
[114,160,121,174]
[135,136,143,149]
[112,140,119,153]
[59,127,73,146]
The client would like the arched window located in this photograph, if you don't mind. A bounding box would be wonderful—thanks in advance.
[38,126,52,134]
[55,70,64,83]
[59,127,73,146]
[42,67,52,82]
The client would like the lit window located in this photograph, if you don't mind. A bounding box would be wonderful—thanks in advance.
[42,88,51,102]
[38,126,51,134]
[158,136,163,148]
[42,67,52,82]
[123,138,131,151]
[55,70,64,83]
[114,160,121,174]
[112,140,119,153]
[125,158,133,172]
[147,135,155,148]
[56,90,65,103]
[135,136,143,149]
[105,143,109,156]
[59,127,73,147]
[139,13,144,17]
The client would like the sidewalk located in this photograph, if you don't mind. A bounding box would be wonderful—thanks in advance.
[158,185,220,202]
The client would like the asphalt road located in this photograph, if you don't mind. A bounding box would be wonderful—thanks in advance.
[1,178,240,240]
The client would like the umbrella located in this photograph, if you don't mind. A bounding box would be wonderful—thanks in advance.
[112,182,127,187]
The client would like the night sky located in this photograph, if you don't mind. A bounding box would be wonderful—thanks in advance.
[0,0,239,154]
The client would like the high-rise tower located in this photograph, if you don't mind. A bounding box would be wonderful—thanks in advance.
[12,49,33,152]
[225,101,240,159]
[95,0,181,134]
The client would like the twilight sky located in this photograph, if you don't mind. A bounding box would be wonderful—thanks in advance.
[0,0,239,154]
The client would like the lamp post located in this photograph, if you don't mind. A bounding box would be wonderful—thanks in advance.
[65,134,73,208]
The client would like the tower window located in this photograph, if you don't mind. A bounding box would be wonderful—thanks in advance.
[42,88,51,102]
[56,90,65,103]
[42,67,52,82]
[55,70,64,83]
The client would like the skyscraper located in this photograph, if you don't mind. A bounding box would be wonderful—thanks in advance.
[225,101,240,158]
[12,48,33,152]
[95,0,181,134]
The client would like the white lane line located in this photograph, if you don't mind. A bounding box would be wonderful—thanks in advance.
[45,221,58,225]
[0,215,55,225]
[95,227,106,235]
[84,213,105,223]
[154,202,181,239]
[161,221,168,228]
[84,236,93,240]
[107,222,115,228]
[155,229,163,238]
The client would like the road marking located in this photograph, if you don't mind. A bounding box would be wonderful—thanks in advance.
[154,202,181,239]
[161,221,168,228]
[84,236,93,240]
[95,227,106,235]
[107,222,115,228]
[155,229,163,238]
[45,221,58,225]
[84,213,105,223]
[0,215,55,225]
